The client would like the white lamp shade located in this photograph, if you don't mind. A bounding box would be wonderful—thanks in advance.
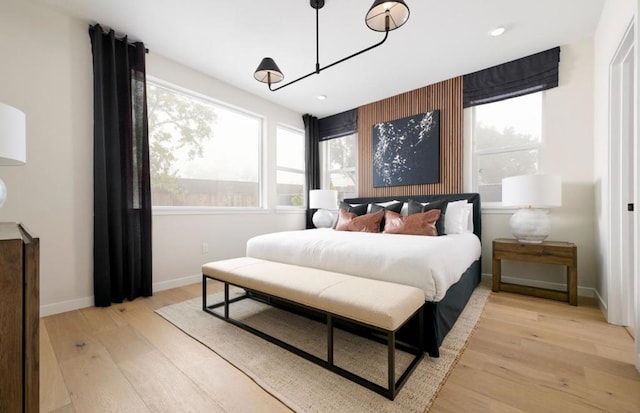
[0,102,26,165]
[309,189,337,210]
[502,174,562,208]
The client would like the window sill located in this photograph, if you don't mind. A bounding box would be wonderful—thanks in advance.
[480,203,518,215]
[152,207,270,216]
[275,207,307,214]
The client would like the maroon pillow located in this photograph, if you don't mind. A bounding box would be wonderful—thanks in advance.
[382,210,440,236]
[335,209,384,233]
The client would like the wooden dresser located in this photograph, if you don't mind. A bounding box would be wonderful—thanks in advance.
[0,222,39,412]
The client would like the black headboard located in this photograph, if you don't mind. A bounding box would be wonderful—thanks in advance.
[343,193,482,241]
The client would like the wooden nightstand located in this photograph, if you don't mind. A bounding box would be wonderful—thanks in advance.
[492,238,577,306]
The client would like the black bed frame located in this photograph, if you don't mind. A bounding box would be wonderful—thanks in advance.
[343,193,482,357]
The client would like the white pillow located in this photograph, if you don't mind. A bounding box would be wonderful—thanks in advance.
[444,200,469,234]
[464,203,474,233]
[400,201,409,216]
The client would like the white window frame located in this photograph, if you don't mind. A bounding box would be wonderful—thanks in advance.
[465,92,545,212]
[147,77,265,215]
[276,124,306,210]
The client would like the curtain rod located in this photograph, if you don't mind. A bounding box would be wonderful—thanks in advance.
[90,23,149,54]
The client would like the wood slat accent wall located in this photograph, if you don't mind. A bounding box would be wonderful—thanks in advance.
[357,77,463,197]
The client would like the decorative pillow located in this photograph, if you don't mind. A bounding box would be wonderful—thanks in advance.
[444,200,469,234]
[339,201,368,216]
[369,201,403,214]
[383,210,440,236]
[407,199,447,235]
[464,203,474,233]
[335,209,384,233]
[369,201,404,231]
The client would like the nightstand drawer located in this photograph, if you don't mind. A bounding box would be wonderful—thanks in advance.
[493,239,576,266]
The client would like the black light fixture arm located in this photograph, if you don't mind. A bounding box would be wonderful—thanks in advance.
[268,14,390,92]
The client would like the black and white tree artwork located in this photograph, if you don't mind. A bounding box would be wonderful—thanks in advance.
[372,110,440,187]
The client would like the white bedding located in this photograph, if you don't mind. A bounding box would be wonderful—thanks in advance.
[246,229,481,302]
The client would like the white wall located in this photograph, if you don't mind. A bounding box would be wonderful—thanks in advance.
[479,39,598,296]
[0,0,94,315]
[0,0,305,316]
[593,0,636,315]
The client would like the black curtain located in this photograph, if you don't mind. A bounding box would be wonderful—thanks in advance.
[303,114,320,229]
[463,47,561,108]
[89,24,152,306]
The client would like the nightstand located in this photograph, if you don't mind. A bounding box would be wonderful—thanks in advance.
[492,238,577,306]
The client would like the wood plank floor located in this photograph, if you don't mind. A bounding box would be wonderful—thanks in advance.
[41,283,640,413]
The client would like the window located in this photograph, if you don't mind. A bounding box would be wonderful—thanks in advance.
[470,92,542,203]
[276,126,305,207]
[147,81,262,208]
[320,133,358,200]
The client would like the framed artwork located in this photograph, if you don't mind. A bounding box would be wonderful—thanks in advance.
[372,110,440,187]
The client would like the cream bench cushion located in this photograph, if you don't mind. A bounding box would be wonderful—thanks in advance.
[202,257,424,331]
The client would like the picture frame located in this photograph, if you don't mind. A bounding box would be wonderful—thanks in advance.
[372,110,440,187]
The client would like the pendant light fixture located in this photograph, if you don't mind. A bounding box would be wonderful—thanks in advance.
[254,0,410,91]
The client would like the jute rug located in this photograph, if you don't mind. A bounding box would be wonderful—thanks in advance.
[156,282,490,413]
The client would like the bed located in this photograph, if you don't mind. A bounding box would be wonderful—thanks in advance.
[247,193,482,357]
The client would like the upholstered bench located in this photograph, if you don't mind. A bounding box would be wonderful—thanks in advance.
[202,256,425,400]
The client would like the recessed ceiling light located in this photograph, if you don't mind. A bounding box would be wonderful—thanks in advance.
[317,95,327,100]
[490,26,506,37]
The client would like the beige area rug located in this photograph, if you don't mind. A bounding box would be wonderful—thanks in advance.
[156,282,490,413]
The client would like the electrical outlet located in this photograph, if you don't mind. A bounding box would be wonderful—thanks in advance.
[201,243,209,254]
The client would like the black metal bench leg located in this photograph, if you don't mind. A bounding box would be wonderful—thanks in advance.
[224,282,229,319]
[202,274,207,311]
[388,330,396,399]
[419,307,424,351]
[327,314,334,365]
[201,274,422,400]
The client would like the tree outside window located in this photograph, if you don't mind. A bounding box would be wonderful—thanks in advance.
[320,134,358,201]
[472,92,542,202]
[147,81,262,208]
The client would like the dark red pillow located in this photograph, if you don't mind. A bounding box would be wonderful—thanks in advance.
[335,209,384,233]
[383,210,440,236]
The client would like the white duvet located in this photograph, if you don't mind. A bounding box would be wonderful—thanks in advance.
[246,229,481,302]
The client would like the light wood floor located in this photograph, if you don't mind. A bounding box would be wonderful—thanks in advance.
[41,283,640,413]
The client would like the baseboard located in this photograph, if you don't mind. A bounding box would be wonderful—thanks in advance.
[40,296,95,317]
[594,288,608,316]
[152,274,201,292]
[482,272,595,298]
[40,274,202,317]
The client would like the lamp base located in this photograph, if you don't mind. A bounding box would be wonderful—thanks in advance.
[509,208,550,244]
[312,209,335,228]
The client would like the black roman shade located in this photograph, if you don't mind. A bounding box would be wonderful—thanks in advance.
[463,47,561,108]
[318,108,358,141]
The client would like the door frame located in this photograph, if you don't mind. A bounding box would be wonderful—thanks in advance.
[608,20,636,328]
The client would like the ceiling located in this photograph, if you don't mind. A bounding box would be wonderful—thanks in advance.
[40,0,605,118]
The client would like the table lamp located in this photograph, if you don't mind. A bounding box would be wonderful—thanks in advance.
[0,102,26,207]
[502,174,562,243]
[309,189,338,228]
